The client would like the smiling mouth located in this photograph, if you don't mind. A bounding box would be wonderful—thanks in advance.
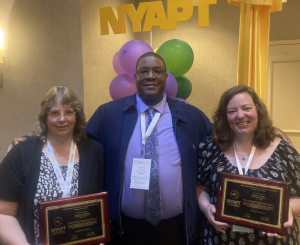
[144,84,157,87]
[236,121,249,126]
[57,125,69,129]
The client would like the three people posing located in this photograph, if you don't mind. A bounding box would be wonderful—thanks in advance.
[0,53,298,245]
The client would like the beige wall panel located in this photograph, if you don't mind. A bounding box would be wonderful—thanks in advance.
[270,0,300,41]
[270,61,300,152]
[0,0,84,160]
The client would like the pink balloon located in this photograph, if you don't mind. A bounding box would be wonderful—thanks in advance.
[109,74,137,100]
[174,97,189,104]
[119,40,153,77]
[164,72,178,99]
[112,51,125,75]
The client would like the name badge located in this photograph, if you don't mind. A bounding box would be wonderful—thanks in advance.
[130,158,151,190]
[232,225,254,233]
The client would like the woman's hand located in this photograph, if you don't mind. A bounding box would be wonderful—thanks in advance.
[197,186,230,233]
[262,206,294,239]
[202,203,230,233]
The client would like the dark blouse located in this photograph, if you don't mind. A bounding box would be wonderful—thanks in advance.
[33,152,79,244]
[197,136,300,245]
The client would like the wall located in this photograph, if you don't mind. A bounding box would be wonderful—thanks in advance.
[80,0,149,119]
[0,0,84,160]
[270,0,300,41]
[81,0,300,120]
[0,0,299,160]
[151,0,240,119]
[81,0,240,120]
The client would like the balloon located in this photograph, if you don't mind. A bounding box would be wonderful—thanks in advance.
[174,97,189,104]
[175,76,192,100]
[164,72,178,99]
[156,39,194,77]
[119,40,153,77]
[109,74,137,100]
[112,50,125,75]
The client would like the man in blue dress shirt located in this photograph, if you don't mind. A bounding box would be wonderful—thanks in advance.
[85,52,212,245]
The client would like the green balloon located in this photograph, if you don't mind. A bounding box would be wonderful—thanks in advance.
[156,39,194,77]
[176,76,192,100]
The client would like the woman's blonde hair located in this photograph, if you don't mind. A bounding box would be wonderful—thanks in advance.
[34,86,86,143]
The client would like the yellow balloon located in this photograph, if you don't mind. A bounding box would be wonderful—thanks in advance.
[154,48,158,53]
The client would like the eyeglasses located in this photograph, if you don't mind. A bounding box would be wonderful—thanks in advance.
[47,110,76,119]
[136,67,166,77]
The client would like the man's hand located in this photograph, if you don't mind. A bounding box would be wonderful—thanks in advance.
[6,137,27,153]
[274,128,294,148]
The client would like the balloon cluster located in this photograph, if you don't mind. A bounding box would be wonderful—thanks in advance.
[110,39,193,103]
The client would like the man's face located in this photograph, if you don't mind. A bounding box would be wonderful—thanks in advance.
[134,56,167,105]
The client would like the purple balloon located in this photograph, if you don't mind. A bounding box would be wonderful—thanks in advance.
[164,72,178,99]
[109,74,137,100]
[112,50,125,75]
[119,40,153,77]
[174,97,189,104]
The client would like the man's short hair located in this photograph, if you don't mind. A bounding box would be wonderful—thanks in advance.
[136,52,166,71]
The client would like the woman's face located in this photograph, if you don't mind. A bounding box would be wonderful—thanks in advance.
[226,92,258,139]
[46,101,76,140]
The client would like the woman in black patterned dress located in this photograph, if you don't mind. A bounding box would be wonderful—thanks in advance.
[0,86,105,244]
[197,85,300,245]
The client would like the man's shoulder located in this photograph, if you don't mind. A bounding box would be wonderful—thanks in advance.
[167,97,206,116]
[94,94,136,114]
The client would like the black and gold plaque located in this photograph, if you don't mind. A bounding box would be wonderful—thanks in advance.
[39,192,110,245]
[216,173,290,235]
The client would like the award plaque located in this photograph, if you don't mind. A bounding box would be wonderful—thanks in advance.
[216,173,290,235]
[39,192,110,245]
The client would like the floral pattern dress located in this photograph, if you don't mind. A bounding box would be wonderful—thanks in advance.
[197,136,300,245]
[33,152,79,245]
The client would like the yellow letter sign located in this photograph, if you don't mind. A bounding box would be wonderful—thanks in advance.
[99,0,217,35]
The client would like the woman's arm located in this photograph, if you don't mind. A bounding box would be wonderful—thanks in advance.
[197,186,230,233]
[283,197,300,228]
[0,200,29,245]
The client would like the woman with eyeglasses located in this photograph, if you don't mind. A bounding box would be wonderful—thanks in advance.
[0,86,105,245]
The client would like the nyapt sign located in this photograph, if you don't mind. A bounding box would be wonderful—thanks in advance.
[99,0,217,35]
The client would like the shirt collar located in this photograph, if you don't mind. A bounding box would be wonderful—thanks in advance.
[136,93,166,115]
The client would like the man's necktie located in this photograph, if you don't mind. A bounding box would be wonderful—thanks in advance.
[145,107,163,226]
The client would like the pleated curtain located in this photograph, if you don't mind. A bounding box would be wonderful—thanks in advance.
[228,0,286,103]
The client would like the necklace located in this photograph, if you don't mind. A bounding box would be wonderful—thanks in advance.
[234,144,252,161]
[240,154,249,161]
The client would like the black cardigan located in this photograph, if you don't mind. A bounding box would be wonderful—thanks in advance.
[0,137,105,244]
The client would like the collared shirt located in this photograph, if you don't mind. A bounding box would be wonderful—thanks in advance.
[121,93,183,219]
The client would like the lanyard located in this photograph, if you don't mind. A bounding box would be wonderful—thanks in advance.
[233,145,256,175]
[140,110,161,156]
[45,140,77,198]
